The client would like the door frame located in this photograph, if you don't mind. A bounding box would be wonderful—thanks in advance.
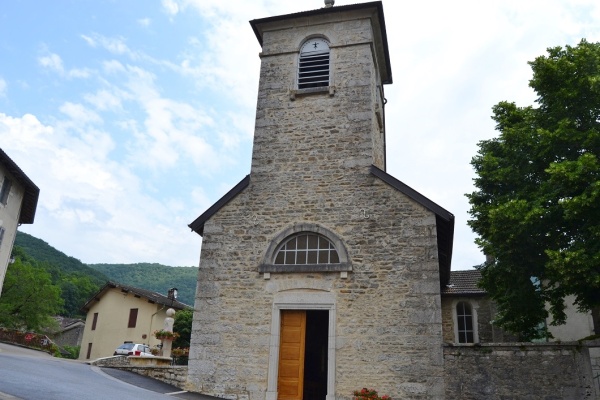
[266,292,336,400]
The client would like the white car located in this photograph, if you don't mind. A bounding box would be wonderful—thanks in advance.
[113,343,153,356]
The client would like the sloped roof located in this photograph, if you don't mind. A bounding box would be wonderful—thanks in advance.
[370,165,454,285]
[0,148,39,224]
[55,316,85,330]
[189,166,455,285]
[81,281,190,312]
[442,269,487,296]
[188,175,250,236]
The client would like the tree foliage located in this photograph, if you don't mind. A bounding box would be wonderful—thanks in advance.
[0,250,64,331]
[467,40,600,340]
[172,308,193,349]
[88,263,198,306]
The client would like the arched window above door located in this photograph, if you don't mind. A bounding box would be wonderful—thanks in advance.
[259,223,351,274]
[274,233,340,265]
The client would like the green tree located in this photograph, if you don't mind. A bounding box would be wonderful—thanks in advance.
[467,39,600,340]
[173,308,193,349]
[0,254,64,331]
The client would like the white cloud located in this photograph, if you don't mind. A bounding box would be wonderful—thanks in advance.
[82,33,136,57]
[162,0,180,16]
[84,89,123,111]
[138,18,151,27]
[38,53,64,74]
[59,102,103,126]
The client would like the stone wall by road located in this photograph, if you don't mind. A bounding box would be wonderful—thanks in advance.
[444,342,597,399]
[91,356,188,389]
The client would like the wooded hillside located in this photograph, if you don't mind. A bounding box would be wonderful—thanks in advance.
[13,231,198,315]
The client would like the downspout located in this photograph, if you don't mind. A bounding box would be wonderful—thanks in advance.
[148,304,166,345]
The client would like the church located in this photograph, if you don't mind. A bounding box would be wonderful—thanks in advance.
[187,2,455,399]
[189,2,454,400]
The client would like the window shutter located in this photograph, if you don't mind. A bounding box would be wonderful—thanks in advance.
[0,178,12,205]
[128,308,138,328]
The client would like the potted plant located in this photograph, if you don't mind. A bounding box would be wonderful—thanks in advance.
[353,388,392,400]
[153,329,180,341]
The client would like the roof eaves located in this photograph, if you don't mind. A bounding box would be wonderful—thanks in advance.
[80,281,190,313]
[370,165,453,221]
[0,148,40,224]
[370,165,455,283]
[188,175,250,237]
[249,1,391,84]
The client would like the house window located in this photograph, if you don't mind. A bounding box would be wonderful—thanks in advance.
[298,38,330,89]
[0,178,11,205]
[456,301,474,343]
[91,312,98,330]
[128,308,138,328]
[86,343,93,359]
[274,233,339,265]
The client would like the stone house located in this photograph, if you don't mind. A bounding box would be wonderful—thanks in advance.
[187,2,454,399]
[442,269,597,344]
[78,281,188,360]
[0,148,39,294]
[50,316,86,348]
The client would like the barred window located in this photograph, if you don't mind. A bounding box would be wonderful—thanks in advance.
[274,233,339,265]
[298,38,330,89]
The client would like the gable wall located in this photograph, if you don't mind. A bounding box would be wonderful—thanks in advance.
[0,165,25,291]
[189,172,444,399]
[79,289,167,359]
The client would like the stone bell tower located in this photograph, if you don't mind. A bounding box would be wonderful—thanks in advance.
[188,2,452,400]
[249,1,392,189]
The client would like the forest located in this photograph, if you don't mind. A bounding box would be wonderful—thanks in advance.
[1,231,198,327]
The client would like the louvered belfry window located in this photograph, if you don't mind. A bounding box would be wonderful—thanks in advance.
[298,38,330,89]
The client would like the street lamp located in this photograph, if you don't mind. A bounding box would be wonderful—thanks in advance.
[168,287,178,304]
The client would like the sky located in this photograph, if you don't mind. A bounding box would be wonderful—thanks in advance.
[1,0,599,269]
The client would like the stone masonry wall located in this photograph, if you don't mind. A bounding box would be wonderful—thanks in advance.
[441,296,511,344]
[188,9,445,400]
[91,356,188,389]
[444,343,596,399]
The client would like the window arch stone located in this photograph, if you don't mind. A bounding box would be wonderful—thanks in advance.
[452,299,480,344]
[259,223,351,274]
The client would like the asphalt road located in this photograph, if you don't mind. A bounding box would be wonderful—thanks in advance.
[0,343,217,400]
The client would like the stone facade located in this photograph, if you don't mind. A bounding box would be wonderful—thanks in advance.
[188,3,452,400]
[444,343,597,399]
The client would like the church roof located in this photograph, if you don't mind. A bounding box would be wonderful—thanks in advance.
[370,165,454,285]
[0,148,39,224]
[188,175,250,236]
[250,1,392,85]
[442,269,486,296]
[189,166,455,285]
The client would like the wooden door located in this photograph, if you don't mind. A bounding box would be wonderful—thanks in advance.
[278,310,306,400]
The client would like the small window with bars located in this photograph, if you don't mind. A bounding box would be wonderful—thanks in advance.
[298,38,330,89]
[274,233,340,265]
